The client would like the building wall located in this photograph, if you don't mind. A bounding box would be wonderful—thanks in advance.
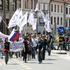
[50,1,64,27]
[38,0,50,3]
[0,0,70,34]
[0,0,21,34]
[21,0,38,10]
[65,4,70,27]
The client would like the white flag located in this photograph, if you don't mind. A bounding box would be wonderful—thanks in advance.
[28,12,34,25]
[32,22,37,30]
[8,9,22,28]
[0,16,2,23]
[17,12,28,32]
[35,3,39,12]
[44,19,52,32]
[28,12,36,30]
[8,29,15,40]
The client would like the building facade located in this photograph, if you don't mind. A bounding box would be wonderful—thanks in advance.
[37,0,70,34]
[0,0,21,34]
[0,0,70,34]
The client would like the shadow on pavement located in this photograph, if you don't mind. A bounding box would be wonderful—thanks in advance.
[26,61,37,64]
[46,58,57,61]
[7,63,19,65]
[42,62,53,64]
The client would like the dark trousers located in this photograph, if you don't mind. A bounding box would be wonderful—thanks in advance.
[47,45,51,56]
[23,52,28,63]
[42,47,46,60]
[38,48,42,63]
[57,44,63,50]
[32,47,35,59]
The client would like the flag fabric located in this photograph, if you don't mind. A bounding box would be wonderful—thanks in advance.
[32,18,37,30]
[0,16,2,23]
[8,9,22,28]
[17,12,28,32]
[28,12,36,30]
[10,31,20,42]
[28,12,34,25]
[8,29,20,42]
[41,11,52,32]
[44,19,52,32]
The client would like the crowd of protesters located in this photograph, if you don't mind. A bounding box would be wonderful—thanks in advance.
[0,32,70,64]
[21,33,70,63]
[21,33,55,63]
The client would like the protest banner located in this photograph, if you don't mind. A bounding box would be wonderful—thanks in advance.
[10,41,24,52]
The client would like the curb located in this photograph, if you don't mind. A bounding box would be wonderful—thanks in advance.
[52,50,67,54]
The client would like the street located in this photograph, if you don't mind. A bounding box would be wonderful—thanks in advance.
[0,50,70,70]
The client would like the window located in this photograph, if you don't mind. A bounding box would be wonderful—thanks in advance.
[17,0,21,8]
[45,4,48,10]
[54,5,56,12]
[61,5,63,13]
[69,19,70,26]
[25,0,28,9]
[57,17,59,25]
[65,19,68,27]
[0,0,3,10]
[34,0,38,9]
[51,4,53,12]
[69,8,70,14]
[31,0,33,9]
[51,16,53,24]
[12,0,17,11]
[66,7,68,14]
[57,5,59,12]
[25,0,34,9]
[54,17,56,23]
[40,4,43,10]
[5,0,9,11]
[61,17,62,25]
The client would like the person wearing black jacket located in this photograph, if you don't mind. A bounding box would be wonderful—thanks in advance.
[42,35,47,60]
[37,36,43,64]
[4,38,10,64]
[23,38,29,63]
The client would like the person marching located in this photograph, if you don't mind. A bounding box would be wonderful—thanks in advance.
[37,36,43,64]
[4,38,10,64]
[23,37,29,63]
[46,33,52,56]
[42,35,47,60]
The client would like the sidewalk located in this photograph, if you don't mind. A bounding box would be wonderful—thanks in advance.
[52,50,67,54]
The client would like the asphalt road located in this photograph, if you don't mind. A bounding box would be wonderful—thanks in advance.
[0,50,70,70]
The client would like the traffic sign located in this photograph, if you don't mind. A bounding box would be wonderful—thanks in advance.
[57,27,65,35]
